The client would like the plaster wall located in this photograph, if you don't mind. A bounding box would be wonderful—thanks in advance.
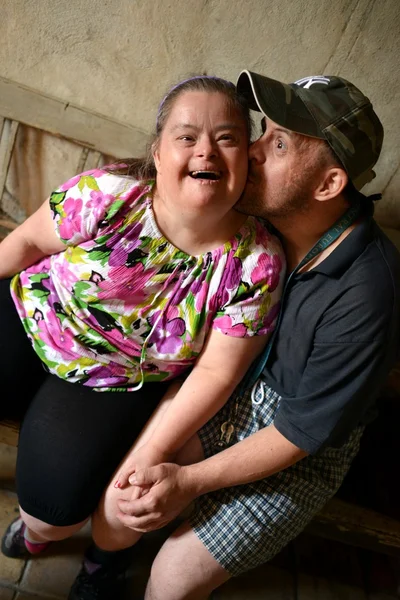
[1,0,400,227]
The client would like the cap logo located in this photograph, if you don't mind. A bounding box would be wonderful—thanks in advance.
[294,76,330,88]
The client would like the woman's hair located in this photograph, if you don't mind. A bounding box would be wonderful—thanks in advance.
[109,75,253,180]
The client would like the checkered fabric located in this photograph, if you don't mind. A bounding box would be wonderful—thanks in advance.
[190,380,363,576]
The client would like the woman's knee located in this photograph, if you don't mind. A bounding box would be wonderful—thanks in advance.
[19,507,88,542]
[92,482,143,551]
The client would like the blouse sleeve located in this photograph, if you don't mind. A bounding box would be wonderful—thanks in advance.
[212,221,286,338]
[49,169,146,245]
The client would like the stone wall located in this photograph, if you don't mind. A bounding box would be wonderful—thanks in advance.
[1,0,399,229]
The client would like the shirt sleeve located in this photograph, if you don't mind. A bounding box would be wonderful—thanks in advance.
[274,275,399,454]
[212,222,286,338]
[49,169,146,245]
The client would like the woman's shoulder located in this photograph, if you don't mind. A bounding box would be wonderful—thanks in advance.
[55,166,154,199]
[239,216,284,259]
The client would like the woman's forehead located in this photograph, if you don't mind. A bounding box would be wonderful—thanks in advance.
[165,91,246,124]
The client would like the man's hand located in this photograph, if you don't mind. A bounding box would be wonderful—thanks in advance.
[114,442,174,490]
[116,463,195,532]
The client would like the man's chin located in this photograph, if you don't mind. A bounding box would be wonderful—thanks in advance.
[234,188,260,216]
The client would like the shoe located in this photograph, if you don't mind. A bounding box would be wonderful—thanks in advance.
[1,516,50,559]
[68,560,128,600]
[1,517,27,558]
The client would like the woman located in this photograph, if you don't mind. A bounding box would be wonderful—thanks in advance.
[0,76,284,596]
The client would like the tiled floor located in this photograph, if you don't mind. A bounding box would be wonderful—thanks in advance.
[0,442,399,600]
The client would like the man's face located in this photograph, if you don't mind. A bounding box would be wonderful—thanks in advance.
[236,117,325,220]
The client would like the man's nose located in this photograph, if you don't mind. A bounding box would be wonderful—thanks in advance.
[248,137,266,164]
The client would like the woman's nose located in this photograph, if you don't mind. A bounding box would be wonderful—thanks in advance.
[196,137,218,158]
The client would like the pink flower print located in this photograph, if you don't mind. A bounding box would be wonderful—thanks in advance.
[257,301,280,335]
[37,311,78,357]
[150,317,186,355]
[98,262,151,303]
[194,280,209,312]
[80,168,107,178]
[52,258,78,290]
[107,222,143,267]
[213,315,247,337]
[254,219,272,245]
[214,255,242,308]
[83,364,129,387]
[87,190,115,220]
[19,257,51,286]
[59,174,81,191]
[58,197,83,240]
[225,256,242,290]
[104,326,141,358]
[251,253,283,292]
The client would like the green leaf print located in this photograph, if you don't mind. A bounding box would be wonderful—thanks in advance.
[78,175,100,193]
[75,333,117,355]
[233,280,251,303]
[49,191,67,207]
[106,199,125,220]
[31,288,50,301]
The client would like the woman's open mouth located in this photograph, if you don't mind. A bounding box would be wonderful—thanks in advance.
[189,170,222,181]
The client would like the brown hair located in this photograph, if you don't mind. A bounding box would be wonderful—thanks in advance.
[109,75,253,180]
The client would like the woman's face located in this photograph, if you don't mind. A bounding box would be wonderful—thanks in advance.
[153,91,249,215]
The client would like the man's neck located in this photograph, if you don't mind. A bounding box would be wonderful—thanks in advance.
[270,200,351,273]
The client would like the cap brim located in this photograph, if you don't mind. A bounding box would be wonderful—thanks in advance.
[237,70,324,139]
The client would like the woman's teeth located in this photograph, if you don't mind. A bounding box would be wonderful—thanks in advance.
[190,171,221,180]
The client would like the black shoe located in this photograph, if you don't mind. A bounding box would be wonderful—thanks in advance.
[1,516,51,559]
[68,561,128,600]
[1,517,28,558]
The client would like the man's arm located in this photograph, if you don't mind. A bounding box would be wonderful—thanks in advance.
[117,424,307,532]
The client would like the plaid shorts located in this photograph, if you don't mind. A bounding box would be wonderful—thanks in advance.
[190,380,363,576]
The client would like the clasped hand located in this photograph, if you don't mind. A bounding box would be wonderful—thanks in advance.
[116,461,195,533]
[114,441,173,490]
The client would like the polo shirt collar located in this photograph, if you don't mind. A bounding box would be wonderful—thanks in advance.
[298,216,375,278]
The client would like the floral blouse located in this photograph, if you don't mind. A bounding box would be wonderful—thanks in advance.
[11,169,285,391]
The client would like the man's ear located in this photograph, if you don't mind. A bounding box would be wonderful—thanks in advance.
[315,167,348,202]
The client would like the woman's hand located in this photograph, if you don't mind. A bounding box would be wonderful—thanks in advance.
[116,463,195,532]
[114,442,174,490]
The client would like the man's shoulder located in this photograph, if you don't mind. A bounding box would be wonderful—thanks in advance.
[354,219,400,299]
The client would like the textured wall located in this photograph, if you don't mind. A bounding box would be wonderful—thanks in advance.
[2,0,400,226]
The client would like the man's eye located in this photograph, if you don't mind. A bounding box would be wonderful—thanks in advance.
[276,139,286,150]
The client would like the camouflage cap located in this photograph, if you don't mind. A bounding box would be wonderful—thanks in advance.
[236,71,384,190]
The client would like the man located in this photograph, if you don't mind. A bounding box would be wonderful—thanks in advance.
[71,72,400,599]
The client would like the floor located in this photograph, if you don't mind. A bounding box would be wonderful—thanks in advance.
[0,442,399,600]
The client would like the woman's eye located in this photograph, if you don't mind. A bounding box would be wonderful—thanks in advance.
[179,135,194,142]
[218,134,237,144]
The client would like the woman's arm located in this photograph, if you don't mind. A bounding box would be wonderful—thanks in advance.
[117,425,307,532]
[115,329,268,487]
[0,200,65,279]
[148,330,268,453]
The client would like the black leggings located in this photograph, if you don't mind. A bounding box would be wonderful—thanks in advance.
[0,278,168,526]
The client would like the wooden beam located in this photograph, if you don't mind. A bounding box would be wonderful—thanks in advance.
[0,76,149,158]
[307,497,400,557]
[0,419,19,447]
[0,119,19,200]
